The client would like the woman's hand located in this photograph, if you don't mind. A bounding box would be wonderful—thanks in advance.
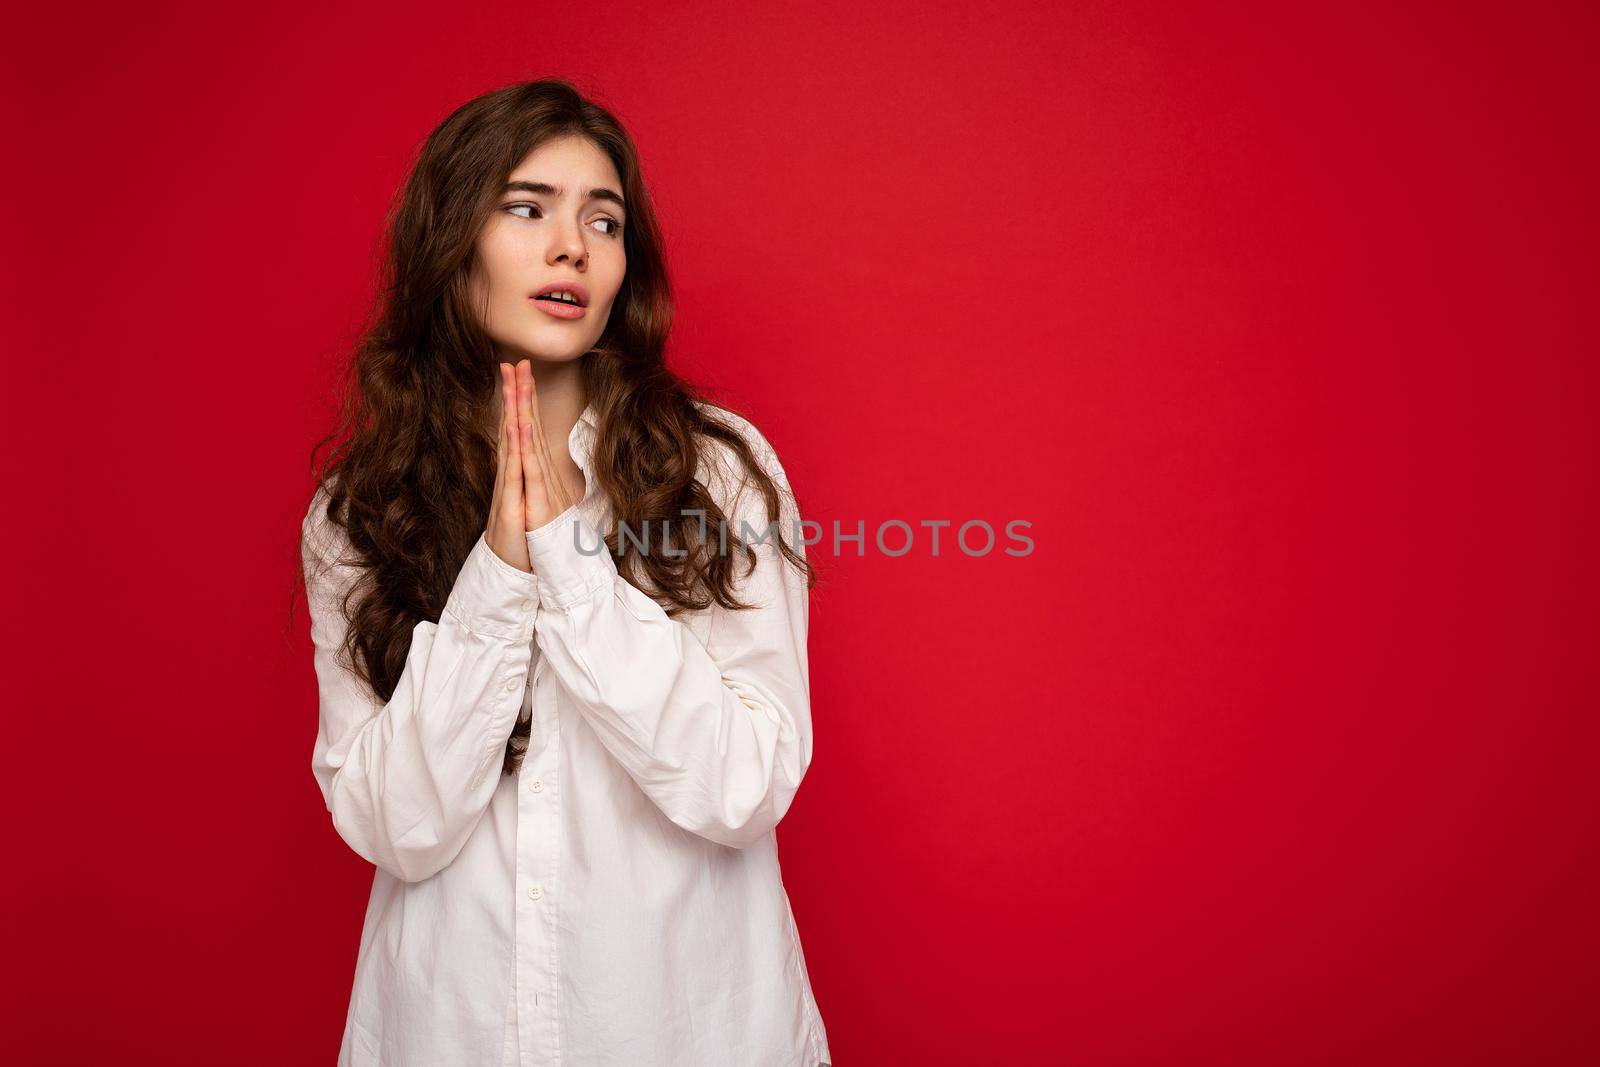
[483,360,579,574]
[484,362,534,573]
[512,359,578,532]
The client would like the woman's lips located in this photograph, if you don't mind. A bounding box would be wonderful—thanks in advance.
[530,295,586,320]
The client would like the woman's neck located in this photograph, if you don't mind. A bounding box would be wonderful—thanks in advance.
[529,360,586,438]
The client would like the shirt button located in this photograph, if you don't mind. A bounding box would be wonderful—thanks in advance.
[505,678,520,692]
[521,599,534,612]
[527,884,543,900]
[527,777,544,793]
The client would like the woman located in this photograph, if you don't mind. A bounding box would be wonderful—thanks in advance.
[298,79,832,1067]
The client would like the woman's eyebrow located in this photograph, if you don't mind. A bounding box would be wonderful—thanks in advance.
[502,180,626,211]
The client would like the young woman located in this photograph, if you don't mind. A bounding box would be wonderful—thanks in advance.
[299,80,831,1067]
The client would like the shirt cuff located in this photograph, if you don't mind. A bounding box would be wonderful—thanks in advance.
[526,504,617,611]
[443,531,539,639]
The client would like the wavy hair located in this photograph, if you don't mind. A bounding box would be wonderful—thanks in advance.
[294,79,815,777]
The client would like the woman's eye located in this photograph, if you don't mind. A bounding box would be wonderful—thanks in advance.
[505,203,620,237]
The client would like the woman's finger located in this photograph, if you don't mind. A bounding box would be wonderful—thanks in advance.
[487,368,500,529]
[515,362,548,511]
[521,361,570,523]
[488,363,511,528]
[497,365,510,444]
[498,363,523,521]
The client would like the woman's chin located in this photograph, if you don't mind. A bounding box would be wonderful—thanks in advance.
[506,340,591,365]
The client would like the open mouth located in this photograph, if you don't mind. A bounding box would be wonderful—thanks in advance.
[531,280,590,309]
[535,291,584,307]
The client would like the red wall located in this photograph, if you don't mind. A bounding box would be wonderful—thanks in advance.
[6,1,1595,1063]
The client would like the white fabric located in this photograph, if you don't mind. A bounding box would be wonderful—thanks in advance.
[301,401,830,1066]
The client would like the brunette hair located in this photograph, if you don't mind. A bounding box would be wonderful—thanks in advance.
[295,79,814,777]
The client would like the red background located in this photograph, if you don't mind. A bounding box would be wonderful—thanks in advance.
[6,1,1595,1063]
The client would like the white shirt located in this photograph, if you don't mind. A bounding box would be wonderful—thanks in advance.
[301,401,831,1067]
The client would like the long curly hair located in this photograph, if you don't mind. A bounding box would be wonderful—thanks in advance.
[295,79,815,777]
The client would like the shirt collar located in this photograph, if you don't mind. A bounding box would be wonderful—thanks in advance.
[568,400,600,478]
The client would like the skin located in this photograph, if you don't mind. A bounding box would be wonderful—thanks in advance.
[471,134,628,573]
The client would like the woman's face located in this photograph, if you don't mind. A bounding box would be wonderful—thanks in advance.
[468,134,627,365]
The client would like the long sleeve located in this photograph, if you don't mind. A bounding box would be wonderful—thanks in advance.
[301,489,539,882]
[524,430,815,851]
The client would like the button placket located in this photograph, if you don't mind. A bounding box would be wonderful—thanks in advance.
[511,630,562,1065]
